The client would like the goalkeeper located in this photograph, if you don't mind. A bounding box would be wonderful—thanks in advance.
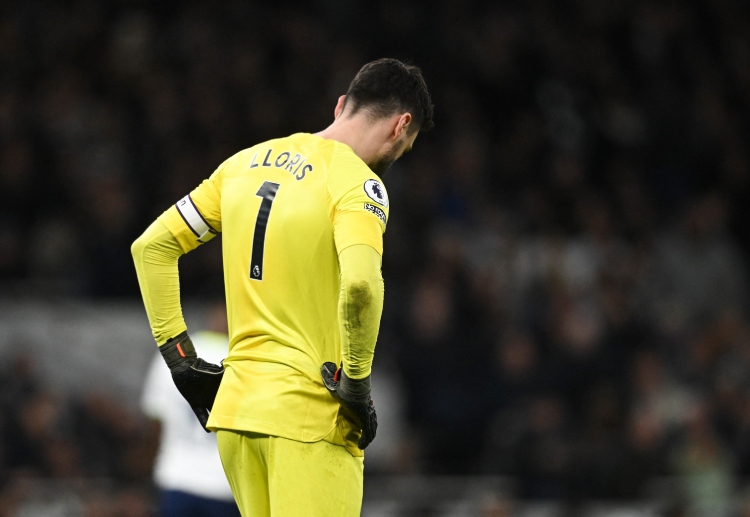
[131,58,433,516]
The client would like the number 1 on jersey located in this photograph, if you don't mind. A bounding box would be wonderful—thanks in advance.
[250,181,280,281]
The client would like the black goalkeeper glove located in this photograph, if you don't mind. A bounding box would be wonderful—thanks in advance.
[321,362,377,450]
[160,331,224,433]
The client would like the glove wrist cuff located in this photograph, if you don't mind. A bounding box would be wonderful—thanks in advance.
[160,331,197,371]
[339,370,371,401]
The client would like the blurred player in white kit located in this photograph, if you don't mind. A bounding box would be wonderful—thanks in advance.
[141,306,240,517]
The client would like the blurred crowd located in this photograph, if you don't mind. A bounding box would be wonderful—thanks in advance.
[0,354,157,516]
[3,0,750,511]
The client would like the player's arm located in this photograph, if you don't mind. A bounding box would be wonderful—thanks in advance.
[321,241,383,450]
[131,195,219,343]
[322,185,388,449]
[338,244,384,380]
[131,213,222,432]
[131,218,188,345]
[132,164,226,432]
[329,178,389,379]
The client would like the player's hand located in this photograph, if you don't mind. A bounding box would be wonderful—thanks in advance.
[160,332,224,433]
[321,362,377,449]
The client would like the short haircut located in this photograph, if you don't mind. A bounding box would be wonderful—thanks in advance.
[344,58,434,132]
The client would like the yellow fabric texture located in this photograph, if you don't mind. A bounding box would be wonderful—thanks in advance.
[338,244,384,380]
[139,133,389,455]
[131,220,188,346]
[217,429,364,517]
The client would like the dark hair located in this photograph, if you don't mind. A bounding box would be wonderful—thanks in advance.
[344,58,434,132]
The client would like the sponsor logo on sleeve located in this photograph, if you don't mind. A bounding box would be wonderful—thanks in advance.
[364,179,388,207]
[364,203,387,226]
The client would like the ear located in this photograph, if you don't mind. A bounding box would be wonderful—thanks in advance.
[393,113,413,139]
[334,95,347,119]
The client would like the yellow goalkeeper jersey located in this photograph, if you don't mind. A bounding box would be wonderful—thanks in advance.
[158,133,389,456]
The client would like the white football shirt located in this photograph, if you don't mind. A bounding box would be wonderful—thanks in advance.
[141,330,234,500]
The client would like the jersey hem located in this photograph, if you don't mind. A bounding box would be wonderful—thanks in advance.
[207,414,335,443]
[207,414,364,458]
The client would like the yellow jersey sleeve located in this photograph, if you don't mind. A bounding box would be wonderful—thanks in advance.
[328,144,389,256]
[131,219,188,345]
[338,244,384,379]
[140,156,233,344]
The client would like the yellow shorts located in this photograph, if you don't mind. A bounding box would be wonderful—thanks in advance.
[216,430,364,517]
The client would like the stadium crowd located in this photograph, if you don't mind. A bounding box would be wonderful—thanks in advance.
[3,0,750,513]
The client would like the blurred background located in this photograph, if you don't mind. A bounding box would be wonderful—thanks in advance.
[2,0,750,515]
